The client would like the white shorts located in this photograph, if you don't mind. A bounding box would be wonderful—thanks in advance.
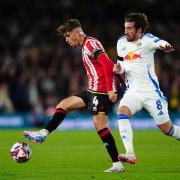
[119,90,170,125]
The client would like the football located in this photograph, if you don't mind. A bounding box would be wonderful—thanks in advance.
[10,142,32,163]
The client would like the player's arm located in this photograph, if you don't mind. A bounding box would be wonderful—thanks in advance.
[155,40,175,53]
[85,40,118,102]
[147,33,175,53]
[95,50,117,102]
[159,43,175,53]
[85,40,115,92]
[95,50,114,91]
[113,61,125,90]
[95,50,125,94]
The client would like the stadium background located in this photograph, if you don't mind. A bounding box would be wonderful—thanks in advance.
[0,0,179,129]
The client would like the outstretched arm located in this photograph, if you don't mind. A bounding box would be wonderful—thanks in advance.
[160,44,175,53]
[154,39,175,53]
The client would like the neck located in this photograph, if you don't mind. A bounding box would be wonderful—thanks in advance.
[135,32,143,41]
[79,33,86,46]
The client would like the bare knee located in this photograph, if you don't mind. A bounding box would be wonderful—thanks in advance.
[56,100,68,111]
[119,106,132,117]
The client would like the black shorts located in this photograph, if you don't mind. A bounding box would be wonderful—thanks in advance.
[75,89,113,115]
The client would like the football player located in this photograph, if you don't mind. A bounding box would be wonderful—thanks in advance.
[24,19,125,173]
[113,12,177,164]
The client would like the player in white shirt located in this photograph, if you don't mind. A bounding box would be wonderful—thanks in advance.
[113,12,179,164]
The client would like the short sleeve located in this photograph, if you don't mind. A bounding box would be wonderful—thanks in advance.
[116,35,126,58]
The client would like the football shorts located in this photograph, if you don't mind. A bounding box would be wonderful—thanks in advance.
[75,89,113,115]
[119,90,170,125]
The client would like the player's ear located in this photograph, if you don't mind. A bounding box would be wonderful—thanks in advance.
[137,27,142,34]
[78,30,83,37]
[74,28,80,36]
[79,30,84,35]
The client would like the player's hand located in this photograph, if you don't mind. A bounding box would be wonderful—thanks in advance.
[113,63,121,74]
[160,44,175,53]
[108,91,117,102]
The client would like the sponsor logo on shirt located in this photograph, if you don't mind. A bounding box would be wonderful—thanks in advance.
[124,52,142,62]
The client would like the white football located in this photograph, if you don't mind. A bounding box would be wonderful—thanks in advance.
[10,142,32,163]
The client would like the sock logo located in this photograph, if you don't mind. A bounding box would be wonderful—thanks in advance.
[121,135,127,140]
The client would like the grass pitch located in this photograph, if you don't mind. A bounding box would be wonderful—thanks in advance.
[0,129,180,180]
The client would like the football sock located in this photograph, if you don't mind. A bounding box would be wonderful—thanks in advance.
[98,127,119,162]
[118,114,135,155]
[166,125,180,139]
[172,125,180,139]
[44,108,67,133]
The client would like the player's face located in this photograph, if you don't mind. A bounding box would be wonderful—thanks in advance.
[64,29,80,47]
[124,22,140,42]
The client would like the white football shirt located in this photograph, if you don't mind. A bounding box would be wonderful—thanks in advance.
[117,33,169,98]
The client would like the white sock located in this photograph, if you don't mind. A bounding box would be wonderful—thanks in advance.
[172,125,180,139]
[118,114,134,155]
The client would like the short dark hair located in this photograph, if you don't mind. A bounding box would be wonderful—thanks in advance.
[125,12,149,33]
[57,19,81,36]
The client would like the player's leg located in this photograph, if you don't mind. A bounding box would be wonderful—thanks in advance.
[89,91,124,172]
[24,92,87,143]
[144,97,180,140]
[93,113,124,172]
[117,106,137,164]
[43,95,85,133]
[117,92,142,164]
[158,121,180,140]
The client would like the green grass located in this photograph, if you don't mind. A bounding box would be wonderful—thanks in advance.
[0,129,180,180]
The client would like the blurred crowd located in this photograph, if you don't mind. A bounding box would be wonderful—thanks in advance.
[0,0,179,114]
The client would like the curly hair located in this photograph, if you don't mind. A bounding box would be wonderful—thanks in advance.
[125,12,149,33]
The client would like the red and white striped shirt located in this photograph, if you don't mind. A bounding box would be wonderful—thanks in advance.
[82,36,117,92]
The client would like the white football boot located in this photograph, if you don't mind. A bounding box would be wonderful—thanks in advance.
[104,161,125,173]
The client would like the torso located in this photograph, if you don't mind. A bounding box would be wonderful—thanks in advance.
[82,36,115,92]
[117,34,164,98]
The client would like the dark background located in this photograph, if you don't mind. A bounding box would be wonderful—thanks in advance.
[0,0,179,114]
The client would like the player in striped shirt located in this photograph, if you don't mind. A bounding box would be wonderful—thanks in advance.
[24,19,125,173]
